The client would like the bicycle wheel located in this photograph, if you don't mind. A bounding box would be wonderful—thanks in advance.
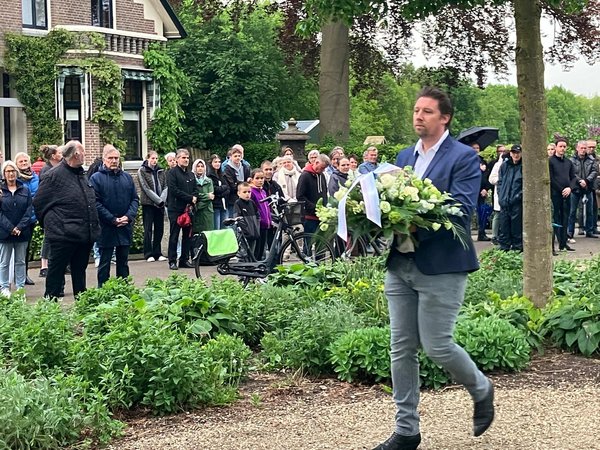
[332,234,368,260]
[279,232,335,265]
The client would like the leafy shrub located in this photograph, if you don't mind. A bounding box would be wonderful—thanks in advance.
[329,327,390,383]
[465,249,524,305]
[418,352,451,389]
[270,262,343,288]
[326,279,387,326]
[4,300,75,376]
[330,256,386,286]
[75,276,140,316]
[202,334,253,385]
[73,301,236,413]
[0,368,122,448]
[455,316,531,371]
[540,295,600,356]
[260,299,365,374]
[227,282,315,347]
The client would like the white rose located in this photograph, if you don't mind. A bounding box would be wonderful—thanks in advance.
[444,221,453,230]
[379,174,396,189]
[380,201,391,214]
[420,200,435,210]
[431,222,441,231]
[403,186,420,202]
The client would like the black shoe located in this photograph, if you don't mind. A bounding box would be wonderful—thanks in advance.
[372,432,421,450]
[592,230,599,235]
[565,245,576,252]
[586,233,598,238]
[477,235,491,242]
[169,262,178,270]
[491,237,499,245]
[473,381,495,437]
[179,261,194,269]
[39,268,48,278]
[25,276,35,286]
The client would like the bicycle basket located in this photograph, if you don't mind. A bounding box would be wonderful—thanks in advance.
[283,201,305,225]
[201,229,239,263]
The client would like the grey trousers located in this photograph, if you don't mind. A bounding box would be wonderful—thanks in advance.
[385,253,489,436]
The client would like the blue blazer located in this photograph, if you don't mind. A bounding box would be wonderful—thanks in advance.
[391,135,480,275]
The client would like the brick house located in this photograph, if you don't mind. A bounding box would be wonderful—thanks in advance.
[0,0,185,166]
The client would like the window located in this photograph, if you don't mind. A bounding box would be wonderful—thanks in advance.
[22,0,47,29]
[91,0,112,28]
[121,79,143,160]
[63,76,82,142]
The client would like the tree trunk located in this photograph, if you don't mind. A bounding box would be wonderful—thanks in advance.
[514,0,553,307]
[319,20,350,142]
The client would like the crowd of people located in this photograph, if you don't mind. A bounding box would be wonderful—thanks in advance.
[0,139,385,298]
[473,137,599,255]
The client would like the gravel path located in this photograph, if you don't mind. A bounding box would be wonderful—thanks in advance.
[108,353,600,450]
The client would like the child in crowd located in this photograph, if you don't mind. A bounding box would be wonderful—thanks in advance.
[233,182,260,259]
[249,169,273,260]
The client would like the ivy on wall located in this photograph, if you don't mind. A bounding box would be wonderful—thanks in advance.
[5,29,73,153]
[143,44,189,154]
[5,29,124,153]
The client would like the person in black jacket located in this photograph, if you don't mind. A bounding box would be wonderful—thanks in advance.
[497,145,523,251]
[471,143,493,241]
[296,154,330,236]
[207,154,230,230]
[223,146,251,218]
[567,140,598,239]
[233,182,260,259]
[549,138,577,252]
[33,140,100,298]
[90,146,139,287]
[166,149,198,270]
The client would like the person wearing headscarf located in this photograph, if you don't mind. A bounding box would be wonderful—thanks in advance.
[191,158,215,236]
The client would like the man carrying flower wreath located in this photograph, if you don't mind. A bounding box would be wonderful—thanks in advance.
[374,87,494,450]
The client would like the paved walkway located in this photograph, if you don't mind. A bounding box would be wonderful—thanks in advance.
[20,232,600,302]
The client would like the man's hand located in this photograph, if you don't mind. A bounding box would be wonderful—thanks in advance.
[208,193,215,200]
[579,179,587,189]
[192,196,197,204]
[480,163,487,172]
[562,187,572,197]
[11,227,21,236]
[115,216,129,227]
[480,189,488,197]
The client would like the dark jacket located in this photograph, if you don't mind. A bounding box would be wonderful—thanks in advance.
[224,163,251,206]
[33,160,99,244]
[234,198,260,241]
[549,155,577,193]
[328,169,348,197]
[39,162,56,180]
[167,165,198,215]
[392,136,480,275]
[570,154,598,193]
[207,166,230,211]
[0,181,33,242]
[137,160,168,207]
[296,164,328,220]
[90,166,140,248]
[497,158,523,208]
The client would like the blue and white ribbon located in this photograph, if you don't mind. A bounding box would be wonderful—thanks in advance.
[336,163,403,241]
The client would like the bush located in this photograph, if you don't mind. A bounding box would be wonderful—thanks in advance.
[202,334,253,386]
[260,299,366,374]
[540,295,600,356]
[326,278,387,326]
[75,276,141,316]
[329,327,390,383]
[455,316,531,371]
[0,368,122,448]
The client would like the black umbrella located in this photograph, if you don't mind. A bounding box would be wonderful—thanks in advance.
[456,126,500,151]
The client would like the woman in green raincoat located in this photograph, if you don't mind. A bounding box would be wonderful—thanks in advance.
[191,159,214,233]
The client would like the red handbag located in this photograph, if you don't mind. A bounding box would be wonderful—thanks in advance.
[177,204,193,228]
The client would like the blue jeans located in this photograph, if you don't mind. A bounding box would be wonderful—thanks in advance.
[568,190,593,235]
[213,209,228,230]
[385,252,489,435]
[0,241,27,289]
[97,245,130,287]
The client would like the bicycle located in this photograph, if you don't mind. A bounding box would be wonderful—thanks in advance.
[192,194,335,285]
[331,231,391,260]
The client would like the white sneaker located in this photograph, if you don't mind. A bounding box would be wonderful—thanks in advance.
[1,288,10,297]
[567,238,576,244]
[147,257,156,262]
[157,256,167,261]
[94,258,100,268]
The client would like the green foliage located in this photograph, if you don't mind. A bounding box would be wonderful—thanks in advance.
[270,262,344,287]
[173,2,318,148]
[202,334,253,385]
[540,295,600,356]
[465,249,523,304]
[2,300,75,376]
[4,29,74,152]
[240,142,280,168]
[260,299,365,373]
[131,206,144,253]
[326,278,387,325]
[329,326,390,382]
[455,316,531,371]
[0,368,122,448]
[28,223,44,261]
[144,45,189,153]
[75,276,140,317]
